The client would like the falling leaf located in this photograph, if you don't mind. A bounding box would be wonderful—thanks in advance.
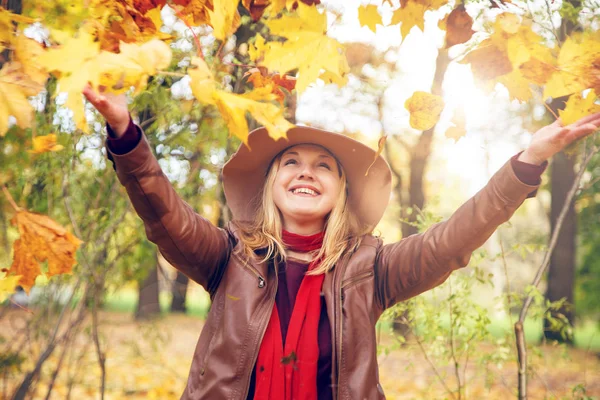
[445,107,467,141]
[365,135,386,176]
[405,91,445,131]
[29,134,65,154]
[262,3,349,93]
[0,62,44,136]
[8,210,83,292]
[0,274,21,302]
[443,4,474,48]
[558,90,600,126]
[358,5,382,33]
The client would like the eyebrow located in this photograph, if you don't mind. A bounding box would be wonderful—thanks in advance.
[282,151,334,160]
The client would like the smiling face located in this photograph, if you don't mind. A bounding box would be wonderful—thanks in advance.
[271,144,343,234]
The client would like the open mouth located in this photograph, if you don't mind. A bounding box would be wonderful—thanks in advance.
[290,187,320,196]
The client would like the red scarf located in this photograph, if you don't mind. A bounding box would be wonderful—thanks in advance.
[253,230,326,400]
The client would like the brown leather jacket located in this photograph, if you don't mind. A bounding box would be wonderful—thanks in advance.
[108,135,540,399]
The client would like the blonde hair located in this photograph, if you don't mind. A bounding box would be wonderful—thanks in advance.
[237,147,368,275]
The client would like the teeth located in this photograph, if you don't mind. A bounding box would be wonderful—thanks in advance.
[292,188,317,195]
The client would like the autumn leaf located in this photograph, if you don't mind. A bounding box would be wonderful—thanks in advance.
[0,62,44,136]
[29,134,65,154]
[36,31,102,132]
[405,91,445,131]
[14,35,49,86]
[8,210,83,292]
[189,57,294,144]
[558,90,600,126]
[242,0,271,20]
[0,274,22,303]
[445,107,467,141]
[0,8,35,52]
[245,67,296,104]
[461,39,512,81]
[358,5,383,33]
[442,4,474,48]
[209,0,241,41]
[262,3,349,93]
[248,34,267,62]
[543,32,600,100]
[391,0,447,39]
[365,135,386,176]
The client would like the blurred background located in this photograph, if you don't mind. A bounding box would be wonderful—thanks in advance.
[0,0,599,398]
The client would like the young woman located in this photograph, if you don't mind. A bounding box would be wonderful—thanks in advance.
[84,86,600,400]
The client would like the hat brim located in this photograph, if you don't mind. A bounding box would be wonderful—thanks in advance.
[222,125,392,232]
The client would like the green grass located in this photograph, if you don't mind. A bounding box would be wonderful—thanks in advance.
[103,287,211,318]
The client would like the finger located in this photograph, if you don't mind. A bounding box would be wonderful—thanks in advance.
[570,111,600,127]
[564,123,599,143]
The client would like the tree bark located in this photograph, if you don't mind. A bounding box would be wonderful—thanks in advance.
[135,259,161,319]
[544,151,576,343]
[543,0,581,344]
[170,271,189,313]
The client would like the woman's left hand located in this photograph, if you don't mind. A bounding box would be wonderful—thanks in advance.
[518,112,600,165]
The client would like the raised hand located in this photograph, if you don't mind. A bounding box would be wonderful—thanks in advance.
[82,85,130,138]
[518,112,600,165]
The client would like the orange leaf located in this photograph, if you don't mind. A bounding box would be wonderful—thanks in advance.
[8,211,82,292]
[29,134,64,154]
[443,4,474,48]
[245,67,296,104]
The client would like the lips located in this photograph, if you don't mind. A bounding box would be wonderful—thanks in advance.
[289,185,320,196]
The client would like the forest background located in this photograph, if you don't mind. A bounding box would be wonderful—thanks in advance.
[0,0,599,399]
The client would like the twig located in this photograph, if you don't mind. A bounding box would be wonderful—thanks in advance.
[448,278,463,400]
[514,143,598,400]
[173,10,204,59]
[157,70,186,78]
[403,316,457,400]
[1,185,21,212]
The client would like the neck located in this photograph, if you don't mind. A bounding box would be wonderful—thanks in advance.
[282,219,324,236]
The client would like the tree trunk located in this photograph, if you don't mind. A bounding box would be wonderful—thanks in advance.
[135,259,161,319]
[543,0,581,344]
[544,151,576,343]
[170,271,189,313]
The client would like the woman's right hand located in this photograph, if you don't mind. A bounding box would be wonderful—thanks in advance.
[82,84,130,138]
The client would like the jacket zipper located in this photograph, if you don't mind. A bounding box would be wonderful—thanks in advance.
[240,257,278,399]
[232,251,266,288]
[341,270,374,291]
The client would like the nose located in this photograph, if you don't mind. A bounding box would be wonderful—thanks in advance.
[297,164,315,180]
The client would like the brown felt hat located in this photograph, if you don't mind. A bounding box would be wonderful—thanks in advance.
[222,125,392,231]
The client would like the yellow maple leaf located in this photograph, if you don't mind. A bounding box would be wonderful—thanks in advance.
[544,32,600,100]
[209,0,241,41]
[0,274,22,303]
[36,32,102,133]
[358,5,382,33]
[14,35,49,85]
[0,62,44,136]
[405,91,445,131]
[189,57,294,143]
[29,134,65,154]
[8,210,83,293]
[391,2,426,39]
[262,3,349,93]
[558,90,600,126]
[249,34,267,62]
[0,8,35,50]
[97,39,172,94]
[496,69,532,102]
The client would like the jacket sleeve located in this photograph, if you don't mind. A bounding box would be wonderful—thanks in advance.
[106,131,230,294]
[374,158,541,310]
